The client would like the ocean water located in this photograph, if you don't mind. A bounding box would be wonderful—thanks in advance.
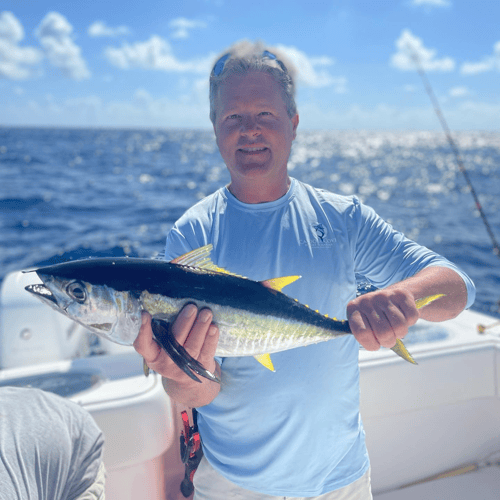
[1,127,499,319]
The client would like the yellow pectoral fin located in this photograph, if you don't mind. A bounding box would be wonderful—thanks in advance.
[254,353,276,372]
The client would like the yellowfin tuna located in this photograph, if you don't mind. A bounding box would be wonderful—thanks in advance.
[25,245,443,383]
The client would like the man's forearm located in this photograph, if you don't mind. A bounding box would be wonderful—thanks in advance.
[162,362,221,408]
[389,266,468,322]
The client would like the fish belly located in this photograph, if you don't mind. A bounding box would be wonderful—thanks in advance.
[140,291,342,357]
[213,308,339,356]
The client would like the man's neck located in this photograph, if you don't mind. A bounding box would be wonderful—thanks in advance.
[227,176,291,204]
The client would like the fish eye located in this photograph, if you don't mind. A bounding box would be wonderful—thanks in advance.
[66,281,87,303]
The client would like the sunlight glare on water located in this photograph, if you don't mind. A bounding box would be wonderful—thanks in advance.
[0,127,499,316]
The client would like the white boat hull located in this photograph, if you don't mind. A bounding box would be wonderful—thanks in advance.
[361,309,500,497]
[1,270,499,498]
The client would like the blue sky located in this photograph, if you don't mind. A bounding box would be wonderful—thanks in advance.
[0,0,498,130]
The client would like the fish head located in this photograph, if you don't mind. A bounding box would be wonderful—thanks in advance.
[25,269,142,346]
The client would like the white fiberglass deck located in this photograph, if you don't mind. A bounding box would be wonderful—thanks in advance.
[374,464,500,500]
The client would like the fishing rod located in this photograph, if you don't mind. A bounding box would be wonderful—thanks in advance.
[409,50,500,260]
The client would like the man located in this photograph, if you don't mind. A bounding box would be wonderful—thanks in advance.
[0,386,105,500]
[134,41,475,499]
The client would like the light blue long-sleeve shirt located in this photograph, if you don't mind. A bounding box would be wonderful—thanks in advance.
[165,178,475,496]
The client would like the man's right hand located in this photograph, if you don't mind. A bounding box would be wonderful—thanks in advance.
[133,304,221,407]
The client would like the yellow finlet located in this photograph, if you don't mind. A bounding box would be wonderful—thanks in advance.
[261,275,301,292]
[254,353,275,372]
[415,293,446,310]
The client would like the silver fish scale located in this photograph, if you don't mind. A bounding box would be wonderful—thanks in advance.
[213,309,344,356]
[140,291,345,357]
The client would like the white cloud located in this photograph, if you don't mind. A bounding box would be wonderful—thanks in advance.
[460,60,493,75]
[460,41,500,75]
[404,84,417,93]
[0,10,23,41]
[449,86,470,98]
[169,18,207,39]
[193,77,208,95]
[391,29,455,72]
[0,88,211,128]
[133,88,152,101]
[276,44,346,91]
[0,11,42,79]
[35,12,91,80]
[88,21,130,38]
[3,89,500,131]
[104,41,345,89]
[104,35,214,73]
[410,0,451,7]
[297,99,500,130]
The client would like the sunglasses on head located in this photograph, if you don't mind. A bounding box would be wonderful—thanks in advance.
[212,50,288,76]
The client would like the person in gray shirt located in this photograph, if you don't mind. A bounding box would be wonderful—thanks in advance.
[0,386,105,500]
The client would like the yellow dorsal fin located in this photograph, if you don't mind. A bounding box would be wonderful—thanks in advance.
[170,244,214,267]
[170,244,245,278]
[254,353,275,372]
[260,275,301,292]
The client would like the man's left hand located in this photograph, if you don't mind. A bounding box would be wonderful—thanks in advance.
[347,288,419,351]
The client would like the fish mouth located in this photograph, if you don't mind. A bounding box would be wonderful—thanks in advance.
[25,284,58,306]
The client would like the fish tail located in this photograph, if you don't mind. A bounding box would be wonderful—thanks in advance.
[387,294,445,365]
[391,338,417,365]
[415,293,445,310]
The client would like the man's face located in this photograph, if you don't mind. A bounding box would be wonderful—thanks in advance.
[213,71,299,186]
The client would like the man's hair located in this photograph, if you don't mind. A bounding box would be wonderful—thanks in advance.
[209,40,298,125]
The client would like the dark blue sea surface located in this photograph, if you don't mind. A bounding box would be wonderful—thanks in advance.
[1,127,499,318]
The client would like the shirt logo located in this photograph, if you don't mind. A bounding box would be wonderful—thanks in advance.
[299,223,335,248]
[313,223,326,242]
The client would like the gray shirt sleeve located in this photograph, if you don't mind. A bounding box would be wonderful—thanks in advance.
[0,387,104,500]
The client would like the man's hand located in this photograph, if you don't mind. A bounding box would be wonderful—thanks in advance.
[347,266,469,351]
[347,288,419,351]
[133,304,221,407]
